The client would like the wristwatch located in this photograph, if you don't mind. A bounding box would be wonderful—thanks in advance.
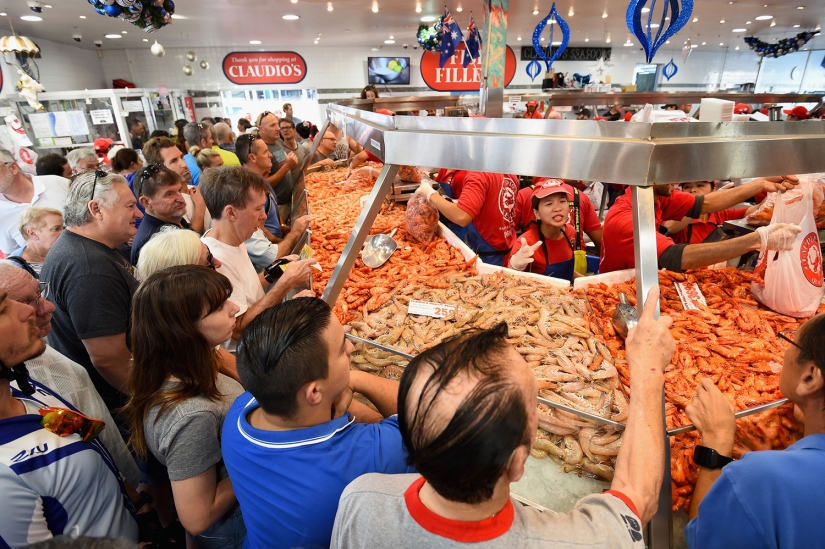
[693,445,734,470]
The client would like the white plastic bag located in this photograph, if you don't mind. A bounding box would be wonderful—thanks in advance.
[752,177,824,318]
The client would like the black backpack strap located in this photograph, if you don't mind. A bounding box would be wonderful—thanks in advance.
[5,256,38,279]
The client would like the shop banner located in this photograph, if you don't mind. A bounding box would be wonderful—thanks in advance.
[222,51,307,85]
[420,43,516,92]
[520,46,612,62]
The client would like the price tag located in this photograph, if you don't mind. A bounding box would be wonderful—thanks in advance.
[408,300,457,319]
[674,282,707,311]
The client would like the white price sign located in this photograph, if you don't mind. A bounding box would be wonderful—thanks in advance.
[90,109,114,125]
[674,282,707,311]
[408,300,456,319]
[508,96,521,104]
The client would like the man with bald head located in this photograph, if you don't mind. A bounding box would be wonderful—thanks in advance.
[211,122,241,166]
[0,261,140,486]
[332,288,677,549]
[308,130,338,170]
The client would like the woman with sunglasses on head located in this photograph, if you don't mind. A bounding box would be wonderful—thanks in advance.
[126,265,246,548]
[684,314,825,549]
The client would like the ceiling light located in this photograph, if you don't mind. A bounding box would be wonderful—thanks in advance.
[732,28,747,32]
[282,14,299,20]
[584,38,589,42]
[552,40,561,45]
[650,23,660,28]
[389,35,393,39]
[665,16,670,20]
[691,44,698,48]
[746,21,752,24]
[797,5,804,8]
[692,17,698,22]
[517,36,522,41]
[735,45,739,50]
[384,39,395,44]
[290,0,298,3]
[568,8,574,16]
[420,15,436,22]
[701,41,706,45]
[328,2,333,10]
[533,9,539,15]
[143,38,148,42]
[415,5,421,13]
[121,31,127,34]
[170,14,185,19]
[755,15,772,20]
[456,6,462,12]
[602,12,608,18]
[249,40,261,44]
[79,15,86,18]
[0,12,6,16]
[624,41,634,46]
[719,42,724,45]
[666,40,670,43]
[606,36,611,43]
[105,34,122,39]
[20,15,42,21]
[794,24,801,28]
[44,4,52,7]
[371,4,378,13]
[371,47,379,51]
[770,20,776,26]
[719,19,726,23]
[540,37,545,41]
[641,7,650,12]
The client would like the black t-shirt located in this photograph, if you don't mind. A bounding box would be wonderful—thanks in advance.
[130,214,191,265]
[40,230,140,413]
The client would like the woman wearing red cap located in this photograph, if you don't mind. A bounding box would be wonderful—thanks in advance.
[505,179,578,283]
[524,101,544,119]
[784,106,809,121]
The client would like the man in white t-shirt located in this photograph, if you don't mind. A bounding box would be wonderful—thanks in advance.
[332,288,676,549]
[0,147,70,255]
[199,165,317,343]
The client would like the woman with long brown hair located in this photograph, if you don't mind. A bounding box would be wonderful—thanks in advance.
[125,265,245,548]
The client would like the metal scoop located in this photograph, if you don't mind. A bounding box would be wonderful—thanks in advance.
[611,292,639,339]
[362,228,398,268]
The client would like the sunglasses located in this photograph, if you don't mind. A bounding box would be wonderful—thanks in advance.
[257,111,273,126]
[205,245,216,270]
[778,330,801,350]
[140,163,163,183]
[88,170,109,202]
[39,405,106,443]
[23,281,49,310]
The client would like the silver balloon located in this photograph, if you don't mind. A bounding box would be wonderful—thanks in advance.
[183,64,194,76]
[150,40,165,57]
[186,51,197,62]
[682,39,692,63]
[200,60,210,70]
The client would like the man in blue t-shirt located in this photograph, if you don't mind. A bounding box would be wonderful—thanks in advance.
[684,313,825,549]
[222,297,413,549]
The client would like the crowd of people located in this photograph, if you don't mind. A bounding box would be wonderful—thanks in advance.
[0,103,823,549]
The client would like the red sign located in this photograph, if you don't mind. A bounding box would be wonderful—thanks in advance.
[222,51,307,85]
[420,43,516,92]
[183,97,196,122]
[800,232,823,287]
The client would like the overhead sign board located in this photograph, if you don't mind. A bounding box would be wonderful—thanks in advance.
[222,51,308,85]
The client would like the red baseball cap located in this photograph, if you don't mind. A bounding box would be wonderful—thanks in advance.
[733,103,751,114]
[783,106,809,119]
[526,100,538,107]
[375,108,395,116]
[533,178,572,199]
[93,137,113,152]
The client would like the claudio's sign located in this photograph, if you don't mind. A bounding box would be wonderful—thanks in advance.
[222,51,307,85]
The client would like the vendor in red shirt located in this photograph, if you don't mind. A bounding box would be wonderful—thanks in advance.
[664,181,758,244]
[506,179,578,283]
[417,171,519,266]
[514,177,603,254]
[600,177,802,273]
[524,101,544,119]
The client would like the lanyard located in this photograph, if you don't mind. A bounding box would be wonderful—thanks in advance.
[540,227,575,267]
[572,188,582,251]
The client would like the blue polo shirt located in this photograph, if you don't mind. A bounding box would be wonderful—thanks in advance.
[183,153,201,186]
[686,434,825,549]
[130,214,192,265]
[222,393,414,549]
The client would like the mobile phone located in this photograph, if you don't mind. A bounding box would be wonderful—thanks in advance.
[263,258,291,284]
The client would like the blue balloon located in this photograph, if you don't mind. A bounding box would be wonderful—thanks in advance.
[104,3,122,16]
[94,6,106,14]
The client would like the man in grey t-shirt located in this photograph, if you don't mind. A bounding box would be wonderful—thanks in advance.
[332,288,676,548]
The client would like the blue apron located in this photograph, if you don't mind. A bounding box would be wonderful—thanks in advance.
[434,171,467,240]
[465,223,508,267]
[540,230,576,283]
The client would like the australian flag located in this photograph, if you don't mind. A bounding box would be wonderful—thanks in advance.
[440,7,464,68]
[463,14,482,67]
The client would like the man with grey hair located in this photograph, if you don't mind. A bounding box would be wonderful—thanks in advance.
[212,122,241,165]
[0,147,69,256]
[182,121,213,186]
[66,148,101,175]
[40,171,142,415]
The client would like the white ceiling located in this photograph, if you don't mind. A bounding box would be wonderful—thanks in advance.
[2,0,823,51]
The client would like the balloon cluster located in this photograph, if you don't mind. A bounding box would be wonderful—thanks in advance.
[87,0,175,33]
[417,19,443,52]
[744,31,819,58]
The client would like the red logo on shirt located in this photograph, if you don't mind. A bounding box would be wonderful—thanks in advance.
[800,232,822,287]
[499,176,518,224]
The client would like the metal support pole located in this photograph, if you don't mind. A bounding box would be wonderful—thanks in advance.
[631,186,671,549]
[598,183,609,221]
[321,163,400,305]
[303,118,330,173]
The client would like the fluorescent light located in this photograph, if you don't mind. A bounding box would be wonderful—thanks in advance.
[121,31,127,34]
[44,4,52,7]
[793,24,800,27]
[701,41,706,45]
[170,14,185,19]
[770,20,776,26]
[0,12,6,16]
[552,41,561,45]
[691,44,698,48]
[624,41,634,46]
[719,42,724,45]
[249,40,261,44]
[650,23,660,28]
[732,28,747,32]
[420,15,436,22]
[755,15,772,20]
[384,39,395,44]
[105,34,122,39]
[20,15,42,21]
[735,46,739,50]
[143,38,148,42]
[282,14,299,20]
[79,15,86,18]
[540,37,545,41]
[533,9,539,15]
[720,19,725,23]
[641,7,650,12]
[692,17,698,22]
[797,5,805,9]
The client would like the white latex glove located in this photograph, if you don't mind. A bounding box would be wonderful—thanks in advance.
[509,238,543,271]
[415,179,437,200]
[756,223,802,252]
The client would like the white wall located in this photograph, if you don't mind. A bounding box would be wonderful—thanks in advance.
[0,28,107,97]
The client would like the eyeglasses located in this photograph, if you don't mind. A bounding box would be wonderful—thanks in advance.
[39,405,106,443]
[778,330,801,350]
[279,125,294,131]
[205,245,216,270]
[24,281,49,310]
[88,170,108,202]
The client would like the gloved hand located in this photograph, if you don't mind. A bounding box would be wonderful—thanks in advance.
[756,223,802,252]
[415,179,437,200]
[509,238,543,271]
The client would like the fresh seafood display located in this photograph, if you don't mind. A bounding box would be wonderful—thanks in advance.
[583,267,824,511]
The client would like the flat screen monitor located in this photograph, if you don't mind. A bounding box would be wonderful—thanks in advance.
[367,57,411,85]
